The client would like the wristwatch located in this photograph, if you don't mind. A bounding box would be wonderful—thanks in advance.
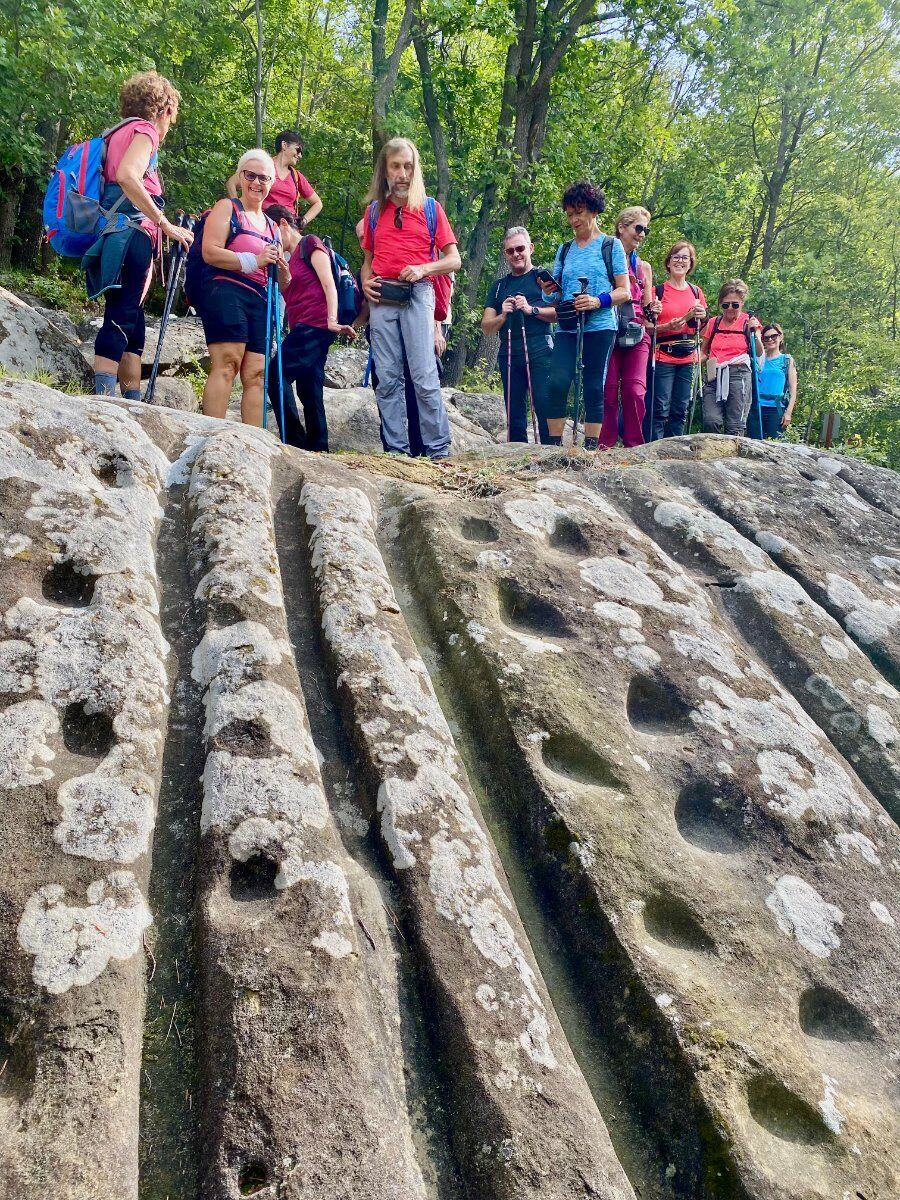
[531,305,540,318]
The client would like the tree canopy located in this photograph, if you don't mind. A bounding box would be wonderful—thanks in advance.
[1,0,898,461]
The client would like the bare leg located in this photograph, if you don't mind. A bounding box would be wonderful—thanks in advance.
[203,343,243,419]
[239,352,265,426]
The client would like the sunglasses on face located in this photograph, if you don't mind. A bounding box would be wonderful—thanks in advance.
[394,207,403,229]
[721,301,741,309]
[242,170,271,183]
[633,224,650,234]
[504,245,527,256]
[763,333,780,341]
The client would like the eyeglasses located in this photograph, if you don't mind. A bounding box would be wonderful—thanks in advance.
[242,170,271,183]
[504,245,527,256]
[633,224,650,234]
[763,333,780,341]
[721,301,741,310]
[669,255,691,264]
[394,207,403,229]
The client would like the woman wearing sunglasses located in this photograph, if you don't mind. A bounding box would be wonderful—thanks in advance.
[599,206,654,449]
[646,240,707,440]
[200,149,282,425]
[700,279,762,436]
[755,324,797,438]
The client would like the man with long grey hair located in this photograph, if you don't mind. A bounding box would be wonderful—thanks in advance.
[481,226,556,442]
[361,137,460,459]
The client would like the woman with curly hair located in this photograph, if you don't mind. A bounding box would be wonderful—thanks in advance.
[545,180,629,448]
[86,70,193,399]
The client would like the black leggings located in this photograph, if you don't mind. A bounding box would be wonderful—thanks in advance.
[547,330,615,423]
[94,231,153,363]
[268,323,335,451]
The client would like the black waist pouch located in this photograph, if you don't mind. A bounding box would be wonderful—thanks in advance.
[378,278,413,306]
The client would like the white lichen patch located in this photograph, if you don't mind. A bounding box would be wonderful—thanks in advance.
[765,875,843,958]
[869,900,894,925]
[826,573,900,647]
[819,1075,845,1135]
[653,499,767,569]
[735,570,812,618]
[476,550,512,571]
[17,871,151,994]
[503,494,569,540]
[535,477,619,519]
[0,699,57,788]
[54,772,156,863]
[694,677,871,828]
[755,530,799,558]
[191,621,289,691]
[820,635,851,661]
[866,704,897,748]
[834,831,880,866]
[580,557,665,605]
[669,631,743,679]
[189,428,282,609]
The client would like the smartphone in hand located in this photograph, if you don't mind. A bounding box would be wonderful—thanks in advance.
[536,269,561,294]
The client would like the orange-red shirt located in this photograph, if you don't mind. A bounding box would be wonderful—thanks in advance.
[656,281,707,364]
[362,198,456,279]
[702,312,751,363]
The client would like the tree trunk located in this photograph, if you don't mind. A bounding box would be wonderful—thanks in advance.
[254,0,265,145]
[371,0,416,157]
[412,26,450,206]
[0,168,23,268]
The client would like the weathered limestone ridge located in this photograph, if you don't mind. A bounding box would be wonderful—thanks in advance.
[0,384,897,1200]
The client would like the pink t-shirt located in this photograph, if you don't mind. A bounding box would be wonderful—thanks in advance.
[263,166,315,212]
[103,119,161,243]
[211,204,279,296]
[284,235,330,330]
[655,280,708,364]
[362,198,456,279]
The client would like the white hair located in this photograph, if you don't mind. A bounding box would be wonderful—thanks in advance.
[503,225,531,244]
[236,148,276,179]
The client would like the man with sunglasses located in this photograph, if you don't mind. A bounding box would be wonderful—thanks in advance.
[481,227,556,442]
[361,137,460,459]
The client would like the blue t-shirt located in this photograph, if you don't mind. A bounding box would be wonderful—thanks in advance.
[552,234,628,333]
[758,353,790,406]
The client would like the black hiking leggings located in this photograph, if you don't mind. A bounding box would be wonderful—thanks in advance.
[94,231,154,363]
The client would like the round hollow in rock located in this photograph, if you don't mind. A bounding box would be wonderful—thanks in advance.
[626,674,693,736]
[675,781,746,855]
[799,986,877,1043]
[238,1159,271,1195]
[61,701,115,758]
[230,853,279,902]
[42,560,97,607]
[642,892,716,954]
[498,578,571,639]
[541,733,626,790]
[746,1074,833,1145]
[549,516,591,555]
[215,718,274,758]
[459,515,500,543]
[92,451,132,487]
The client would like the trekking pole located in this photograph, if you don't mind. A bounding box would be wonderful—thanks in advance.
[272,263,286,444]
[263,265,275,429]
[573,276,589,447]
[145,211,191,404]
[747,310,764,439]
[520,314,540,445]
[504,307,513,442]
[647,314,657,440]
[686,330,702,434]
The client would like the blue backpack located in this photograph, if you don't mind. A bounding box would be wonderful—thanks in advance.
[366,196,450,319]
[301,235,361,325]
[43,119,155,258]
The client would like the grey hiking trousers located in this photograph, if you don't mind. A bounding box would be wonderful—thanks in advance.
[370,281,451,458]
[702,361,751,435]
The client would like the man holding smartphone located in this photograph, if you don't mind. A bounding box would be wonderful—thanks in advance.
[482,227,557,443]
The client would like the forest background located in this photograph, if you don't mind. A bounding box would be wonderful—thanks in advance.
[1,0,898,464]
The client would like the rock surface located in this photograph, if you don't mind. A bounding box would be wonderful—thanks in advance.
[320,385,495,454]
[323,343,370,390]
[0,286,92,388]
[141,315,208,377]
[0,385,897,1200]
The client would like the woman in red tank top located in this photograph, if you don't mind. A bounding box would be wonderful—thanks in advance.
[200,149,283,426]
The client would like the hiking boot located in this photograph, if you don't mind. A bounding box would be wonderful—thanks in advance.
[583,436,599,451]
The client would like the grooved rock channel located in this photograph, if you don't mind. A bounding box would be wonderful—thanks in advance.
[0,381,897,1200]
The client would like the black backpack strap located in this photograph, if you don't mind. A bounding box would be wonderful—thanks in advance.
[600,235,614,284]
[558,239,572,277]
[689,282,700,298]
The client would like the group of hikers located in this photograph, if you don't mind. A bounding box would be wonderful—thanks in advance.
[56,71,798,456]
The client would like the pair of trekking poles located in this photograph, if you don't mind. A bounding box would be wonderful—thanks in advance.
[144,210,194,404]
[504,308,541,445]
